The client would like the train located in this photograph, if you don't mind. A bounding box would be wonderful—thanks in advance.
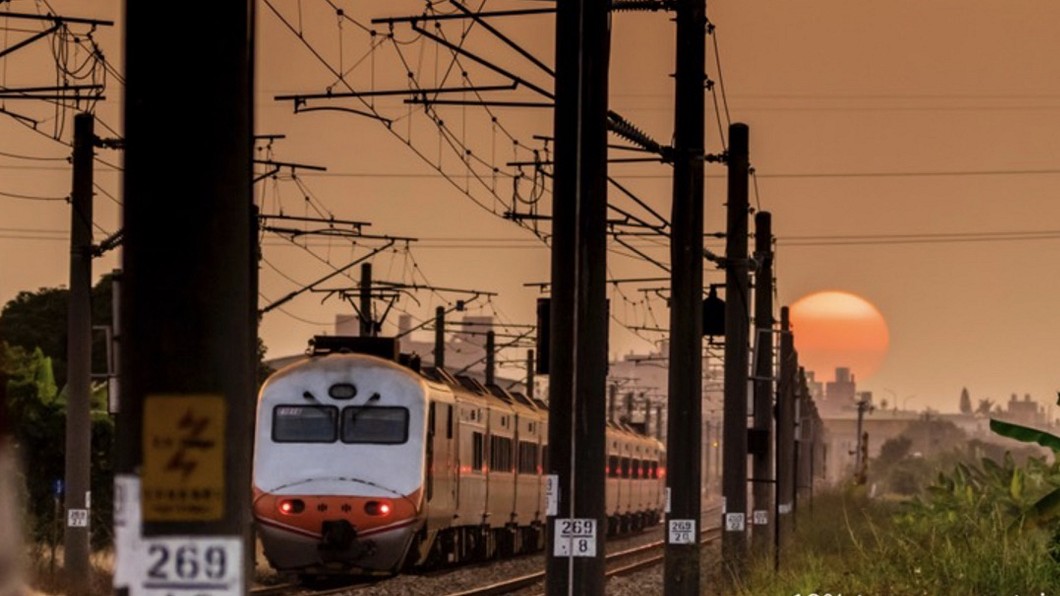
[252,335,666,578]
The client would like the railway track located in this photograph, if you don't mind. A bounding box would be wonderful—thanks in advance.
[445,523,723,596]
[251,503,723,596]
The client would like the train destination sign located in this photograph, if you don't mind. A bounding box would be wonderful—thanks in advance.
[142,394,226,521]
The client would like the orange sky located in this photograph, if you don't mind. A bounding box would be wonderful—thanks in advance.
[3,1,1060,414]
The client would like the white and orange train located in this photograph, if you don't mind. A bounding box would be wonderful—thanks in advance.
[252,336,666,578]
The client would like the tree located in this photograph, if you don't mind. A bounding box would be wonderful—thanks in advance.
[977,398,996,416]
[0,275,115,389]
[960,387,973,414]
[2,342,115,549]
[2,276,273,393]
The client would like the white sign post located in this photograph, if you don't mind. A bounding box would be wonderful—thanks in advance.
[668,519,696,544]
[67,509,89,528]
[545,474,559,516]
[136,536,243,596]
[553,518,596,557]
[725,512,745,532]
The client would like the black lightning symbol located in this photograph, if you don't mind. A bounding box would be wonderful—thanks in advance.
[164,408,215,480]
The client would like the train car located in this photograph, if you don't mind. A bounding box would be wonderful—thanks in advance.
[252,336,664,578]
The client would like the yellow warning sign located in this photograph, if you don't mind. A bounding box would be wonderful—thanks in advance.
[142,395,226,522]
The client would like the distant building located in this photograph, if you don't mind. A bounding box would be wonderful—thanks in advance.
[997,393,1049,429]
[823,367,857,412]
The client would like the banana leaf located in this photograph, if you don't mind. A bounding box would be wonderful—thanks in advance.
[990,418,1060,452]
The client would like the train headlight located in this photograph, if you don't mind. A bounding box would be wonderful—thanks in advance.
[364,500,392,516]
[278,499,305,515]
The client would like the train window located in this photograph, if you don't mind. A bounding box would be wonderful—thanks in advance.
[272,405,338,443]
[428,403,436,436]
[472,432,484,473]
[651,461,658,479]
[490,436,513,472]
[621,457,631,479]
[608,456,619,478]
[517,441,538,474]
[340,407,409,444]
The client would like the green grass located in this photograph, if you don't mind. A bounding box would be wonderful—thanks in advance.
[736,488,1060,596]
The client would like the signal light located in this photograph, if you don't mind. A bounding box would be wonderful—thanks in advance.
[278,499,305,515]
[364,500,392,516]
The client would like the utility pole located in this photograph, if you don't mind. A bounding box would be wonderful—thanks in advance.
[116,1,254,594]
[656,404,665,441]
[608,383,618,423]
[751,212,773,559]
[526,350,535,400]
[485,330,496,386]
[796,368,811,506]
[360,262,373,337]
[664,0,705,592]
[853,398,872,485]
[775,306,796,565]
[722,123,751,578]
[435,306,445,368]
[545,0,610,593]
[63,112,94,595]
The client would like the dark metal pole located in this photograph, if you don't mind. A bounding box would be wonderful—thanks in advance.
[751,212,773,559]
[722,123,750,578]
[644,400,652,435]
[608,383,617,423]
[485,330,496,386]
[657,404,665,441]
[795,367,809,507]
[625,392,635,423]
[360,263,373,337]
[775,307,796,566]
[526,349,535,399]
[64,112,94,594]
[434,306,445,368]
[664,0,705,592]
[118,0,254,592]
[545,0,610,591]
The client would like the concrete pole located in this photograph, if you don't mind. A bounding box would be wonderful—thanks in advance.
[721,123,751,578]
[751,212,773,559]
[63,112,94,594]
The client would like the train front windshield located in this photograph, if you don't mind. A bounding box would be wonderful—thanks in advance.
[341,407,409,444]
[271,404,410,445]
[273,405,338,442]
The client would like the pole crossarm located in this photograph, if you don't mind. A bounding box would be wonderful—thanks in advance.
[410,23,555,100]
[275,83,518,102]
[0,25,60,60]
[259,240,396,314]
[0,11,115,26]
[92,228,124,257]
[371,7,557,25]
[253,159,327,183]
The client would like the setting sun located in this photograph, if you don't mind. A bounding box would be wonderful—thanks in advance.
[790,291,890,383]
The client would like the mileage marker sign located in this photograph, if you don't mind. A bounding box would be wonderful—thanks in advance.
[553,518,597,557]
